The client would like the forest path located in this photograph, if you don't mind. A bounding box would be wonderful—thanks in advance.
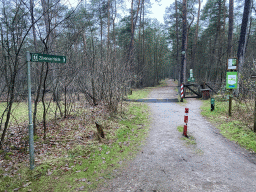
[96,79,256,192]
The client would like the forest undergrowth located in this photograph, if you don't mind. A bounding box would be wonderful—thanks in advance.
[201,95,256,153]
[0,95,150,191]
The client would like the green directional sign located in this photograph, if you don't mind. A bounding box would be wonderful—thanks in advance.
[30,53,66,63]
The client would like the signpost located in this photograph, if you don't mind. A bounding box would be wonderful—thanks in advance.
[26,52,35,170]
[226,59,238,117]
[26,52,66,170]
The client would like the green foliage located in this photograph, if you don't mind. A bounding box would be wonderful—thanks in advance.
[181,136,196,145]
[34,135,40,141]
[177,125,196,145]
[0,102,65,126]
[6,152,13,155]
[127,88,152,100]
[4,155,11,160]
[177,125,183,133]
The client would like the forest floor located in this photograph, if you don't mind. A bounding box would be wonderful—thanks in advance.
[95,79,256,192]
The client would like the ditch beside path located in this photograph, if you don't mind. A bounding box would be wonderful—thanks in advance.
[96,79,256,192]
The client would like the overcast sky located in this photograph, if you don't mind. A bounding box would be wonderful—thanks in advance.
[149,0,174,23]
[66,0,205,24]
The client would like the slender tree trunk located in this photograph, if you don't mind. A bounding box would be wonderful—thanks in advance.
[30,0,37,51]
[64,86,67,118]
[137,1,142,87]
[142,0,145,86]
[100,1,103,66]
[31,0,42,135]
[32,65,44,135]
[89,26,97,106]
[42,63,49,140]
[0,68,17,148]
[175,0,180,83]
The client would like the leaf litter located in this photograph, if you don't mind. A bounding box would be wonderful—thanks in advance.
[0,101,131,190]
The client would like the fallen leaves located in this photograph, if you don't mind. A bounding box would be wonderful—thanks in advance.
[0,102,133,191]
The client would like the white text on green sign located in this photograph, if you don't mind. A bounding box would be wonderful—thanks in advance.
[30,53,66,63]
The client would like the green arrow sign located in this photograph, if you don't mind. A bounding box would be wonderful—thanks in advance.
[30,53,66,63]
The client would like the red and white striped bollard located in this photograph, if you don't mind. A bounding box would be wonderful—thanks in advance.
[181,84,184,99]
[183,108,189,137]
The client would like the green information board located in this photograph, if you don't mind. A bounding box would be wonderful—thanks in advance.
[226,72,238,89]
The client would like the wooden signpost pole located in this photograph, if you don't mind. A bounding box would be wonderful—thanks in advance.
[228,89,232,116]
[251,74,256,132]
[227,58,238,117]
[254,96,256,132]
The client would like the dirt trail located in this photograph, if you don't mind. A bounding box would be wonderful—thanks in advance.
[96,79,256,192]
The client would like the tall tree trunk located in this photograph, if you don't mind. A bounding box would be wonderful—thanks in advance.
[180,0,187,102]
[227,0,234,58]
[237,0,252,94]
[41,0,51,46]
[137,0,143,87]
[30,0,42,135]
[216,0,226,82]
[128,0,141,68]
[191,0,200,73]
[175,0,180,82]
[107,0,111,52]
[219,0,226,82]
[142,0,145,86]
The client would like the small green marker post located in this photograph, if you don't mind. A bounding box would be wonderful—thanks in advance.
[26,51,35,170]
[211,98,215,111]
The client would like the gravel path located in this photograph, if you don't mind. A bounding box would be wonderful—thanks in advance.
[96,79,256,192]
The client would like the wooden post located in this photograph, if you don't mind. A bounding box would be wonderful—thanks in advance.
[229,89,232,116]
[254,94,256,132]
[252,75,256,132]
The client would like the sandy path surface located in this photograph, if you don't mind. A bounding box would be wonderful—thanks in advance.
[96,79,256,192]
